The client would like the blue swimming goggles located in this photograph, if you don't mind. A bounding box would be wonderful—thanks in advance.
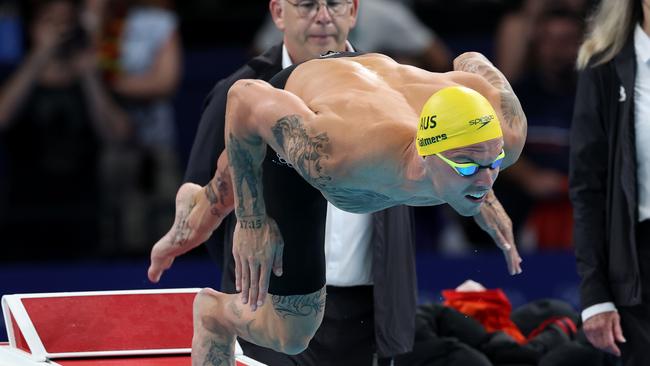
[435,150,506,177]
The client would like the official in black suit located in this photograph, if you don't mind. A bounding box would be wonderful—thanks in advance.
[571,0,650,364]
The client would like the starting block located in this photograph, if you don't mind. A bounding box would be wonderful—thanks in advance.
[0,289,266,366]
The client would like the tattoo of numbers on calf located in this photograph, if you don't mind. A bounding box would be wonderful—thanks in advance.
[203,340,233,366]
[227,133,264,218]
[271,290,326,318]
[271,115,333,189]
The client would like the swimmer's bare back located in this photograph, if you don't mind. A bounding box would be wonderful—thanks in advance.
[261,54,520,208]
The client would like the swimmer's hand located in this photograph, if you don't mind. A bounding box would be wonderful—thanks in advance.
[233,215,284,312]
[473,190,523,275]
[148,182,231,283]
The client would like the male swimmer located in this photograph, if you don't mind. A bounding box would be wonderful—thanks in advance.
[151,51,526,365]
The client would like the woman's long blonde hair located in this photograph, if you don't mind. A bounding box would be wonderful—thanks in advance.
[576,0,643,69]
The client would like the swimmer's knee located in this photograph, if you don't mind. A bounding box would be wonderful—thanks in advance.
[268,316,321,355]
[193,288,221,316]
[269,289,325,354]
[274,333,312,355]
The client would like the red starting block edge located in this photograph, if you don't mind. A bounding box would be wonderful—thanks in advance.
[0,289,267,366]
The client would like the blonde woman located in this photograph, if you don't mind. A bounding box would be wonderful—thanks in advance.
[570,0,650,364]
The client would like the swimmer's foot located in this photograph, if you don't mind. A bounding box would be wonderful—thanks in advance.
[192,289,236,366]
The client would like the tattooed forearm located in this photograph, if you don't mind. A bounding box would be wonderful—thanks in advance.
[227,133,265,219]
[239,218,262,229]
[454,52,512,92]
[271,289,326,318]
[500,90,527,133]
[454,52,527,135]
[271,115,332,189]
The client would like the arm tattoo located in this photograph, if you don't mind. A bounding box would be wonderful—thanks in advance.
[454,53,527,136]
[500,89,527,133]
[271,115,332,189]
[271,289,326,318]
[227,133,265,218]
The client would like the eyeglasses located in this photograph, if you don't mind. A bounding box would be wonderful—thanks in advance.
[435,150,506,177]
[285,0,352,18]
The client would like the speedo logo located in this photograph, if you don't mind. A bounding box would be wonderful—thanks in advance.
[418,133,447,147]
[468,114,494,129]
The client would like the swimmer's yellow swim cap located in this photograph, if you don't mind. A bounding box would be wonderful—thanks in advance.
[416,86,503,156]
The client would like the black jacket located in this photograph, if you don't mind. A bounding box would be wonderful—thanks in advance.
[569,35,643,309]
[184,44,417,357]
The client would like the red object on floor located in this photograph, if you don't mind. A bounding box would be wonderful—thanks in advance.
[443,288,527,344]
[22,293,194,353]
[1,289,268,365]
[55,357,255,366]
[56,355,191,366]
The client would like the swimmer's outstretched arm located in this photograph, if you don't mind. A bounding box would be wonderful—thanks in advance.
[452,51,528,168]
[473,191,523,275]
[148,151,234,283]
[449,52,526,275]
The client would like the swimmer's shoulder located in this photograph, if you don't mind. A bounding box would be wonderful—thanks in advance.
[296,52,398,73]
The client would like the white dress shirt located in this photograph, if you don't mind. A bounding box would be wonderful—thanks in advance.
[281,44,374,286]
[582,23,650,322]
[635,24,650,222]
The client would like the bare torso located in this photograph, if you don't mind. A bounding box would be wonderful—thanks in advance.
[276,53,499,212]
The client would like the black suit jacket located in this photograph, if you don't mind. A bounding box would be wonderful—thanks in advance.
[184,44,417,357]
[570,35,645,309]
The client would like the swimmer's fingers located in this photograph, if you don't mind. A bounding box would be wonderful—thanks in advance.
[258,261,271,309]
[272,236,284,277]
[240,253,250,305]
[498,229,523,275]
[248,260,261,312]
[234,247,243,293]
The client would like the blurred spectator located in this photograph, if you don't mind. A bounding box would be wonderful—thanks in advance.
[495,0,592,83]
[497,8,585,250]
[0,0,129,260]
[459,6,585,251]
[253,0,453,71]
[95,0,182,253]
